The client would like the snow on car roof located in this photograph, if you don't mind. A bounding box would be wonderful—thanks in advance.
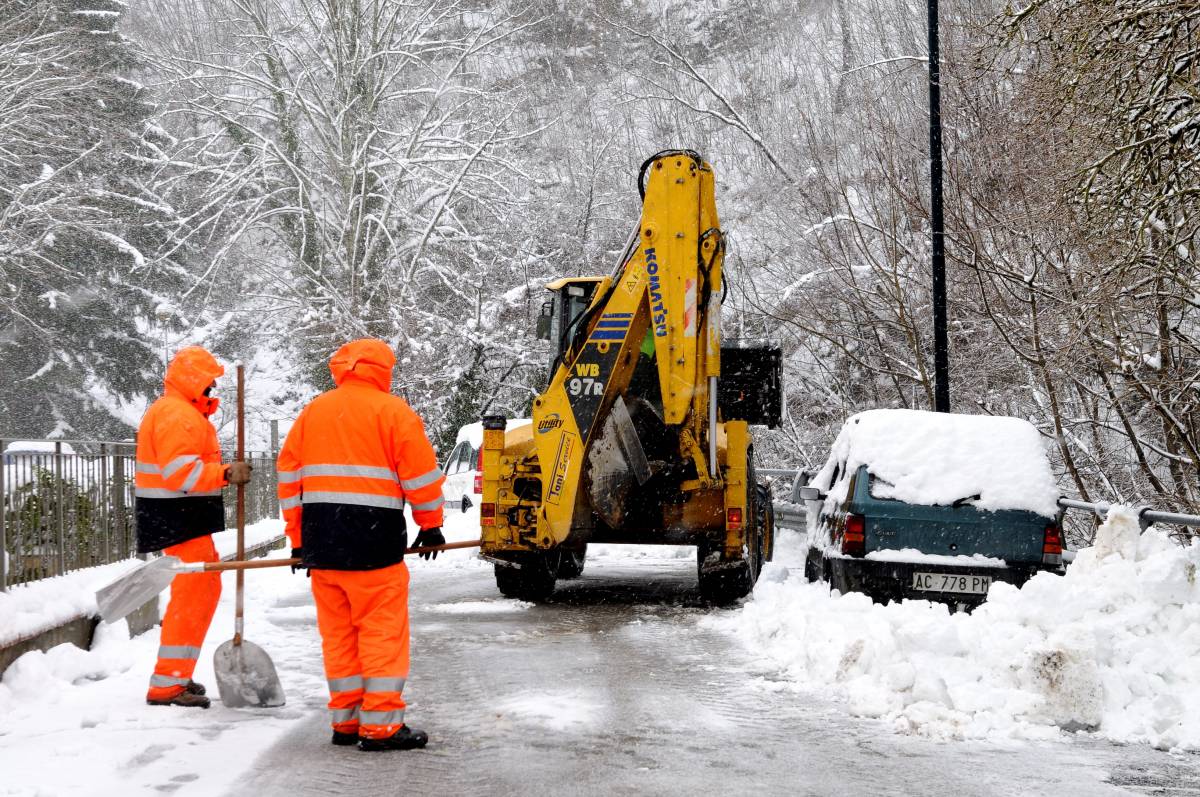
[815,409,1060,517]
[454,419,532,448]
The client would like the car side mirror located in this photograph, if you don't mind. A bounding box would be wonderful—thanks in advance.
[535,301,553,340]
[797,486,824,501]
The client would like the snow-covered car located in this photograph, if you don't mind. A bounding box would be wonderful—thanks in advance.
[800,409,1065,610]
[441,419,531,513]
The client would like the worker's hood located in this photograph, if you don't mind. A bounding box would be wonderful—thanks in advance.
[329,338,395,391]
[165,346,225,417]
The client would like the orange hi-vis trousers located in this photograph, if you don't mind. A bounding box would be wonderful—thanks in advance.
[312,561,410,740]
[147,535,221,701]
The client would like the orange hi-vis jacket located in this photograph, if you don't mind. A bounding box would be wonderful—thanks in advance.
[136,347,229,553]
[277,339,445,570]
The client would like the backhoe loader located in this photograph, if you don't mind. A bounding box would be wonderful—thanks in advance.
[479,150,782,604]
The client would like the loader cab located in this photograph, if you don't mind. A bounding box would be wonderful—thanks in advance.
[537,277,605,379]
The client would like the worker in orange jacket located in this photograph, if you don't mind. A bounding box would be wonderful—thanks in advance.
[136,346,252,709]
[277,339,445,751]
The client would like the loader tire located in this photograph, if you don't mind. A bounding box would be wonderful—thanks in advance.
[557,545,587,579]
[697,553,753,606]
[697,457,767,605]
[758,485,775,563]
[494,552,558,601]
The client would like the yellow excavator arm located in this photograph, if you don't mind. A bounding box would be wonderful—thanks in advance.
[530,151,724,543]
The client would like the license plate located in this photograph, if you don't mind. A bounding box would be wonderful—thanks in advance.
[911,572,992,595]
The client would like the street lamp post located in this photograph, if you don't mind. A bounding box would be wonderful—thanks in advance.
[928,0,950,413]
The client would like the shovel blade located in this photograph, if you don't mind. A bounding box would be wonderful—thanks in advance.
[95,556,183,624]
[214,639,286,708]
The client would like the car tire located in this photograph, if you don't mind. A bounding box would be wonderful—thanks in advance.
[803,548,822,583]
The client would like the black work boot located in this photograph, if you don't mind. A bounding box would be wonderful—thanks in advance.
[331,730,359,746]
[358,726,428,751]
[185,680,207,696]
[147,691,211,709]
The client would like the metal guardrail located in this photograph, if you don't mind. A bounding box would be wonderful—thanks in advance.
[1,439,280,591]
[773,502,807,529]
[1056,497,1200,532]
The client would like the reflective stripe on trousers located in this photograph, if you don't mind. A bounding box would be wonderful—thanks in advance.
[327,674,365,731]
[328,675,364,693]
[360,708,405,727]
[331,706,360,725]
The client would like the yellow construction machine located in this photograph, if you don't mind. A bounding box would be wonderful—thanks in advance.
[479,150,782,604]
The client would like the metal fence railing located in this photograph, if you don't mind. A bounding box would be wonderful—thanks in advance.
[1,439,279,591]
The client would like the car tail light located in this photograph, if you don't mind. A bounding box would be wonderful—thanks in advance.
[726,507,743,530]
[1043,523,1063,565]
[842,513,865,556]
[473,449,484,494]
[481,502,496,526]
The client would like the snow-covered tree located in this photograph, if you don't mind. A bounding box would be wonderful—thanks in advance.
[133,0,552,439]
[0,0,192,439]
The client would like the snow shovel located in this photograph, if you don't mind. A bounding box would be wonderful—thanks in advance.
[213,363,287,708]
[97,541,484,622]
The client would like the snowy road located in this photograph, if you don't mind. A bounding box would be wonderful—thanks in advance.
[4,516,1200,796]
[226,551,1200,797]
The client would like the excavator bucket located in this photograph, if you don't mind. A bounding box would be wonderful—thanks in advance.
[587,395,652,528]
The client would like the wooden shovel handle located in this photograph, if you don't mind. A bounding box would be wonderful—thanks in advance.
[201,539,483,572]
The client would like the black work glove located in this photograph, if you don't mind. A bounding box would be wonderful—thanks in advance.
[413,527,446,560]
[290,547,309,576]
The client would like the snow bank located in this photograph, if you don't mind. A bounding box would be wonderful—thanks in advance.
[0,560,142,647]
[1,519,285,646]
[709,508,1200,751]
[813,409,1060,517]
[0,554,311,797]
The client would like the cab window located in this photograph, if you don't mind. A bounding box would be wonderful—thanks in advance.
[443,442,468,474]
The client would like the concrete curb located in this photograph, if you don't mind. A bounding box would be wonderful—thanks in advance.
[0,535,287,679]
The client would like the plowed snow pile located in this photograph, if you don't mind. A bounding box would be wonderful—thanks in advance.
[709,507,1200,751]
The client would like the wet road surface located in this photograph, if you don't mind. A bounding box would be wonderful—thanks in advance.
[227,553,1200,796]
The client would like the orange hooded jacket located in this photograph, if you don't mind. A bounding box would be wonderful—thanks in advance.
[277,339,445,570]
[135,346,229,552]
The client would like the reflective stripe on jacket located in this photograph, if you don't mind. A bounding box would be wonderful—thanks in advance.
[278,339,446,571]
[135,346,228,553]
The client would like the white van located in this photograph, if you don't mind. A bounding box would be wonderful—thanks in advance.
[442,419,531,512]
